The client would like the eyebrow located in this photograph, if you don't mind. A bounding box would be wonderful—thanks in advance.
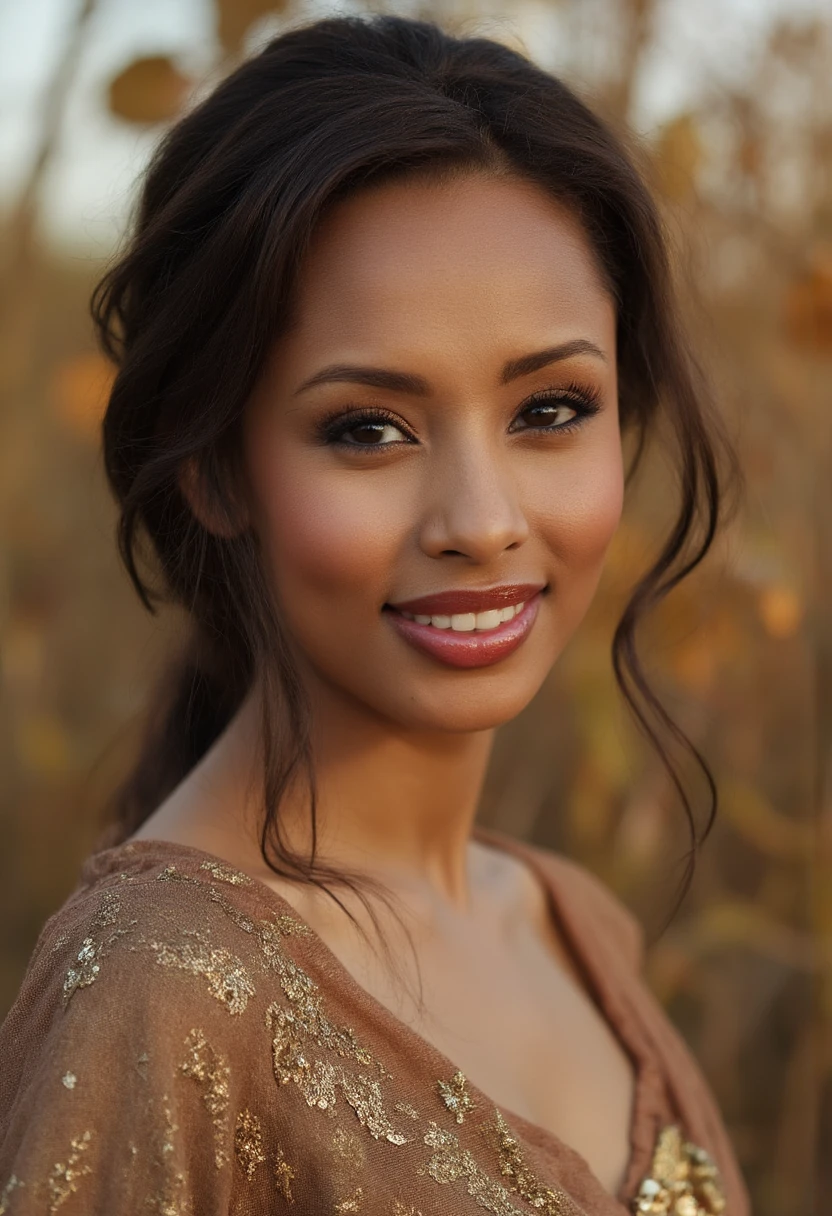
[293,338,607,397]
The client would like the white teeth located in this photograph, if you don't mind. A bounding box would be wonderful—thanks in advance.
[450,613,476,632]
[475,609,502,630]
[398,602,527,632]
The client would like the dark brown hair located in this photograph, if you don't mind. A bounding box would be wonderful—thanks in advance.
[92,14,740,907]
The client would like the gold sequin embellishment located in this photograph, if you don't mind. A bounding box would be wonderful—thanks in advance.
[274,1144,296,1203]
[0,1175,25,1214]
[328,1126,364,1211]
[437,1071,477,1124]
[199,860,252,886]
[421,1122,525,1215]
[160,1094,178,1157]
[335,1188,364,1212]
[633,1125,726,1215]
[151,861,589,1211]
[234,1109,266,1180]
[46,1129,92,1213]
[156,865,310,941]
[157,866,411,1144]
[331,1127,366,1172]
[147,927,256,1015]
[267,1001,410,1144]
[145,1094,192,1215]
[490,1110,586,1216]
[62,893,135,1005]
[179,1028,231,1169]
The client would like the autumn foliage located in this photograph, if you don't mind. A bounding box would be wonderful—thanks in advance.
[0,3,829,1213]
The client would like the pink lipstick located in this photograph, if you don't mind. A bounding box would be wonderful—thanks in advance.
[385,583,545,669]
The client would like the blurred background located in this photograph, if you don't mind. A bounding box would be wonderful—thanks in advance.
[0,0,830,1211]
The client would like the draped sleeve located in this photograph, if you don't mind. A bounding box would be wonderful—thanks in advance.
[1,838,751,1216]
[0,870,298,1215]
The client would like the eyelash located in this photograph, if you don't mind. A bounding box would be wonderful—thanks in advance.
[317,382,603,449]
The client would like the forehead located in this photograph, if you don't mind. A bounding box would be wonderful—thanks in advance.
[286,173,615,366]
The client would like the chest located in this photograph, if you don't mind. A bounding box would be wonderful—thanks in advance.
[335,913,637,1197]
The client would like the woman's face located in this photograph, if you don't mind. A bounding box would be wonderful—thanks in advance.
[242,172,623,733]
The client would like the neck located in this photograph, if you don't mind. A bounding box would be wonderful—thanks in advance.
[228,678,495,904]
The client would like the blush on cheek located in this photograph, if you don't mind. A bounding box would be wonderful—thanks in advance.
[535,455,624,576]
[528,455,624,656]
[573,472,625,570]
[253,462,402,605]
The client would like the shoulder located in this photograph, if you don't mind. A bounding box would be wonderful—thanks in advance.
[477,827,645,973]
[0,846,306,1213]
[7,851,265,1030]
[534,845,645,971]
[0,852,267,1125]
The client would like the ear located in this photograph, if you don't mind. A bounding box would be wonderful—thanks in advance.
[177,455,250,539]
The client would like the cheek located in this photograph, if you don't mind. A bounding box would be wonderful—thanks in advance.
[532,439,624,581]
[247,444,403,606]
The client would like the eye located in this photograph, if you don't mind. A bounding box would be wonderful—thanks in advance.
[319,409,416,448]
[509,384,602,436]
[515,401,579,429]
[342,420,408,446]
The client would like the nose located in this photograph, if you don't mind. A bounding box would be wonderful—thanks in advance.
[418,445,529,563]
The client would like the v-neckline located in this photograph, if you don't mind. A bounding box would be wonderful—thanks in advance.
[84,830,664,1212]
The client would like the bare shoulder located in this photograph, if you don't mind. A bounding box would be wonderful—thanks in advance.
[474,828,645,973]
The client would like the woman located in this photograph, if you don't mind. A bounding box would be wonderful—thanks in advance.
[0,15,748,1216]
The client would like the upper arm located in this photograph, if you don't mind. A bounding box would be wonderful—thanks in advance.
[0,884,281,1215]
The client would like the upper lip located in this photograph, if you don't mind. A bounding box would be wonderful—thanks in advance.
[387,582,546,616]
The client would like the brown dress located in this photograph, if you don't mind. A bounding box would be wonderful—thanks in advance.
[0,831,750,1216]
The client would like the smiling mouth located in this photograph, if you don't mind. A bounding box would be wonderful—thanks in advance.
[384,583,547,669]
[387,581,546,617]
[396,600,527,633]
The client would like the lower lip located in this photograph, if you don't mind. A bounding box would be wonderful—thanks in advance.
[384,595,542,669]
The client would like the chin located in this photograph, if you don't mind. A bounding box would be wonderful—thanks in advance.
[364,664,554,735]
[409,700,536,734]
[297,622,562,734]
